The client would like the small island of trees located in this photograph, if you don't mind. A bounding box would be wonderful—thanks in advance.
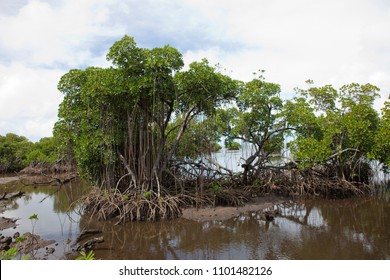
[1,35,389,223]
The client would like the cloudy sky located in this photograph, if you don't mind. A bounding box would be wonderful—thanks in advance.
[1,0,390,142]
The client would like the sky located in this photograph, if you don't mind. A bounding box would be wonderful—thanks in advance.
[1,0,390,142]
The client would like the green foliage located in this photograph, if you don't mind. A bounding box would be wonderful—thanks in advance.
[288,137,332,169]
[55,35,238,190]
[283,97,320,139]
[0,133,33,172]
[233,76,284,154]
[167,116,223,159]
[29,214,38,235]
[15,236,27,243]
[29,214,38,220]
[209,181,222,192]
[0,132,60,172]
[226,141,241,150]
[26,137,59,164]
[284,82,381,181]
[143,191,152,199]
[214,107,239,147]
[174,59,238,115]
[0,247,18,260]
[51,34,388,191]
[371,98,390,169]
[76,250,95,260]
[0,239,30,260]
[212,142,222,152]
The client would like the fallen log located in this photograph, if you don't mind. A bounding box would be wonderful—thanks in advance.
[76,236,104,251]
[0,217,18,230]
[0,191,25,201]
[39,173,79,185]
[73,229,102,246]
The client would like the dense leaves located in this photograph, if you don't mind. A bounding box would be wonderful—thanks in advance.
[371,98,390,169]
[55,35,239,191]
[2,36,389,198]
[0,133,32,172]
[284,82,382,181]
[0,134,58,172]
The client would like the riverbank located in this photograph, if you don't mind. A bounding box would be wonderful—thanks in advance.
[0,177,20,185]
[0,172,79,187]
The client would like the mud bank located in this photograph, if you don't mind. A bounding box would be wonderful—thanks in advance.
[0,216,18,230]
[0,177,20,185]
[182,195,285,222]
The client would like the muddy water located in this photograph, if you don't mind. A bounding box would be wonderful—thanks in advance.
[84,196,390,260]
[1,177,389,260]
[0,177,91,259]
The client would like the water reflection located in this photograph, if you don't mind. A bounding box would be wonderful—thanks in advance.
[83,197,390,260]
[0,178,91,259]
[1,177,389,260]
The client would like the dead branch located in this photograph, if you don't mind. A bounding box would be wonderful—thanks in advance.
[204,156,233,176]
[118,152,137,189]
[0,191,25,201]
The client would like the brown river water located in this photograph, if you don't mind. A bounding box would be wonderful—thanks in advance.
[1,176,389,260]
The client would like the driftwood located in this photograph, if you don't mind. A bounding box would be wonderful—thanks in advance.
[0,217,18,230]
[73,229,102,245]
[76,236,104,251]
[204,156,233,176]
[0,191,25,201]
[39,173,78,185]
[72,228,104,251]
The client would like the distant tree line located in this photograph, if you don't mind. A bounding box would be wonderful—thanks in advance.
[0,134,58,173]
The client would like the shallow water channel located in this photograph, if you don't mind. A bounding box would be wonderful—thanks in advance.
[1,176,389,260]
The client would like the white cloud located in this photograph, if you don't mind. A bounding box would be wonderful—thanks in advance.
[0,0,125,141]
[0,63,63,141]
[0,0,124,67]
[0,0,390,141]
[183,0,390,106]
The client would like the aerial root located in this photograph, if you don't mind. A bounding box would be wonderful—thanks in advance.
[250,169,373,198]
[80,167,375,224]
[81,188,186,223]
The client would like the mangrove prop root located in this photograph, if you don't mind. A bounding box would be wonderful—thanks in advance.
[80,166,374,224]
[250,168,373,198]
[82,188,185,223]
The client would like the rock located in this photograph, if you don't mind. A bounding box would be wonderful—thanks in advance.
[15,232,55,254]
[0,217,18,230]
[45,247,55,254]
[264,211,274,221]
[0,236,12,251]
[0,236,12,246]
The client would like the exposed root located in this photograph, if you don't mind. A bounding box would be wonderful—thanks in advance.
[212,188,251,207]
[81,188,189,223]
[80,166,377,224]
[249,168,373,198]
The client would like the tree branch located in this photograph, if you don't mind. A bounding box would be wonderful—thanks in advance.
[167,105,197,161]
[118,152,137,189]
